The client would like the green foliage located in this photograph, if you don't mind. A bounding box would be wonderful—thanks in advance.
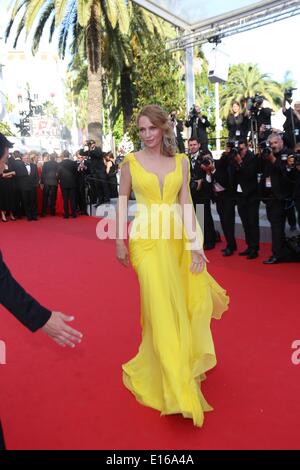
[127,41,186,147]
[219,63,285,118]
[112,112,124,147]
[63,69,88,133]
[42,100,59,117]
[0,122,14,136]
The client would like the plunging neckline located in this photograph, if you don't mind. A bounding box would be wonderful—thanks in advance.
[132,153,177,200]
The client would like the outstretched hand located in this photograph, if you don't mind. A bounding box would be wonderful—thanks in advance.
[42,312,83,348]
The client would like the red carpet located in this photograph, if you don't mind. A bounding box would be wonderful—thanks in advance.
[0,216,299,450]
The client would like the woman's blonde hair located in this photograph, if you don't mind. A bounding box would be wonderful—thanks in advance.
[137,104,177,157]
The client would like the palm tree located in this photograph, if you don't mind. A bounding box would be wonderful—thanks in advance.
[101,1,169,131]
[66,1,170,134]
[6,0,130,144]
[220,63,284,119]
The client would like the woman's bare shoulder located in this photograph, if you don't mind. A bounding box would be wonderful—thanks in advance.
[119,153,135,169]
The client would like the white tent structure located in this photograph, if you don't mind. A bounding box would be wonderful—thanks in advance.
[133,1,300,108]
[133,1,300,36]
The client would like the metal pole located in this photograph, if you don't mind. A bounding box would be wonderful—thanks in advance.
[215,81,221,155]
[185,45,195,114]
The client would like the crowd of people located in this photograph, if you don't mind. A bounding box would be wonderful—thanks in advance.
[0,137,119,221]
[1,95,300,266]
[184,96,300,265]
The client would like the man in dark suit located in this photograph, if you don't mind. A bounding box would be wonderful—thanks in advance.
[230,140,260,259]
[10,150,24,218]
[14,153,39,221]
[286,143,300,228]
[0,135,83,449]
[185,106,211,152]
[58,150,78,218]
[188,138,217,249]
[79,140,110,206]
[259,134,293,264]
[170,110,185,153]
[213,144,237,256]
[41,153,59,216]
[76,152,89,215]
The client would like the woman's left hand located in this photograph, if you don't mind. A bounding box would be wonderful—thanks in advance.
[190,249,209,273]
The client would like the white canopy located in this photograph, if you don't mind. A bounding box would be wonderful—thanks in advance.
[133,1,300,34]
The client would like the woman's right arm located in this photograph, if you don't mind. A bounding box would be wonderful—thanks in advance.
[116,161,132,267]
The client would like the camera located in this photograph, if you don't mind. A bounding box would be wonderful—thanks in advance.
[189,105,199,119]
[226,140,239,160]
[259,141,272,159]
[284,87,297,105]
[201,157,213,166]
[247,93,264,113]
[291,153,300,166]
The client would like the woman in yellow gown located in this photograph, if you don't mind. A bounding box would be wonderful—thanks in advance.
[116,105,229,427]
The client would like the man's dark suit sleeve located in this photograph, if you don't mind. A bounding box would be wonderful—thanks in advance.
[0,251,51,332]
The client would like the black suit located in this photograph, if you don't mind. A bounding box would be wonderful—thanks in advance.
[41,161,59,215]
[172,119,185,153]
[283,108,300,149]
[9,158,24,217]
[77,160,89,213]
[213,153,237,251]
[0,423,4,450]
[185,115,210,151]
[79,147,110,204]
[58,159,78,217]
[189,152,216,247]
[15,162,39,220]
[0,250,51,449]
[259,148,293,259]
[234,152,260,252]
[287,166,300,227]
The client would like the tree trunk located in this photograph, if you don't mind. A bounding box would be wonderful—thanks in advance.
[120,66,134,133]
[87,56,103,146]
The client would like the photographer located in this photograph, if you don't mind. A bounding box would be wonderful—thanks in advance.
[247,94,272,150]
[187,138,217,249]
[259,134,293,264]
[258,123,274,144]
[226,101,248,141]
[104,151,119,199]
[247,94,272,128]
[185,105,210,152]
[212,142,237,256]
[282,88,300,149]
[232,140,260,259]
[76,151,89,215]
[79,140,110,206]
[170,110,185,153]
[286,142,300,229]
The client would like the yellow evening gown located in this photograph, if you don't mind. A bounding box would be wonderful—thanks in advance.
[120,152,229,427]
